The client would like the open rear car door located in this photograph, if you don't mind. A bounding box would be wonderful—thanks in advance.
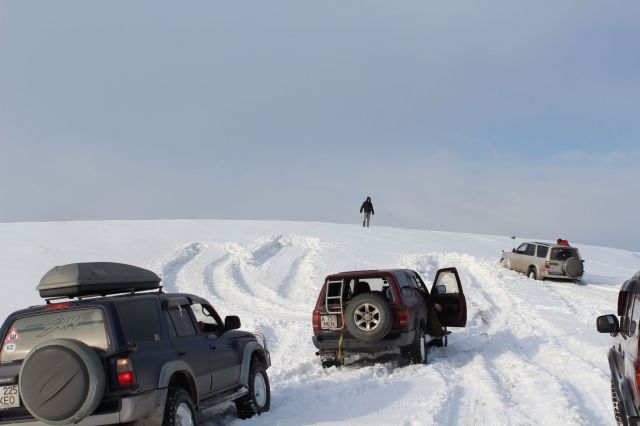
[430,267,467,327]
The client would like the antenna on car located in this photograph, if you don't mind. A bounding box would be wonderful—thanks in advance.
[354,256,357,271]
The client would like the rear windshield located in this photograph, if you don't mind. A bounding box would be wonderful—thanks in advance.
[1,308,109,363]
[322,276,395,308]
[551,248,579,261]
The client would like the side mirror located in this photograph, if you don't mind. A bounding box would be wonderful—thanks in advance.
[225,315,241,331]
[596,314,620,334]
[512,248,516,252]
[435,284,447,295]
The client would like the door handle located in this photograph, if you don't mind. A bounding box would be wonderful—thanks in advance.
[177,350,186,356]
[209,345,217,350]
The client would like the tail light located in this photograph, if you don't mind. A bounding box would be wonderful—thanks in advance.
[116,357,135,388]
[395,308,409,329]
[312,310,321,333]
[544,262,550,269]
[45,302,71,310]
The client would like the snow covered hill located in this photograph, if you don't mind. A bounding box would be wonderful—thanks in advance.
[1,220,639,425]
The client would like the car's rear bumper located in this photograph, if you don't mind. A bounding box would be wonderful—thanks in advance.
[1,389,167,425]
[540,271,583,280]
[312,330,416,353]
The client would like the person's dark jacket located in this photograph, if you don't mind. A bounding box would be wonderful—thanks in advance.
[360,200,374,214]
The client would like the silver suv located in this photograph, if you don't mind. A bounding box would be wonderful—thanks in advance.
[500,242,584,282]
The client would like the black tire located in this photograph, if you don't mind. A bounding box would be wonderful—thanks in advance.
[19,339,105,425]
[162,388,195,426]
[235,361,271,419]
[402,328,427,364]
[528,267,537,281]
[344,292,393,342]
[611,379,627,426]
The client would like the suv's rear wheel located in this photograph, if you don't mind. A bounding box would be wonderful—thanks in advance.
[344,292,393,342]
[528,267,538,280]
[235,360,271,419]
[402,328,427,364]
[162,388,195,426]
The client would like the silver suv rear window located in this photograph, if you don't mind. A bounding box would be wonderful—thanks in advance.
[1,308,109,363]
[551,248,579,261]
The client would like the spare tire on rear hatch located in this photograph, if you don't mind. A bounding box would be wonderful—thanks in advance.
[565,257,584,278]
[19,339,106,425]
[344,292,393,342]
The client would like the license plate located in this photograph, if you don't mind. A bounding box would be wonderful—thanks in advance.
[0,385,19,409]
[321,315,338,329]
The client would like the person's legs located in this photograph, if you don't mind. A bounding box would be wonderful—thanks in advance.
[427,307,445,337]
[365,212,371,227]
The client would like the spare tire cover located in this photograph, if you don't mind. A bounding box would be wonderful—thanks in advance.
[565,258,584,278]
[19,339,105,425]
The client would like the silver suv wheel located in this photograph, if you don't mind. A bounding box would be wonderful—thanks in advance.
[354,303,381,331]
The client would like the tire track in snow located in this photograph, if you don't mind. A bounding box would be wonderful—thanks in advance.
[158,243,205,292]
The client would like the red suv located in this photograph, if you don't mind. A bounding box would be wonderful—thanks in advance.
[597,272,640,425]
[312,268,467,367]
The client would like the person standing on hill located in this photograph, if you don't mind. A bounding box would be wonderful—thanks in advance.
[360,196,374,227]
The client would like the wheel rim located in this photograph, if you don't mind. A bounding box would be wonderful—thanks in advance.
[353,303,381,331]
[176,402,194,426]
[254,372,267,408]
[419,332,426,363]
[529,271,535,279]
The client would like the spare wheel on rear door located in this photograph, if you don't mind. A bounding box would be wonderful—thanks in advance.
[565,258,584,278]
[344,293,393,342]
[19,338,106,425]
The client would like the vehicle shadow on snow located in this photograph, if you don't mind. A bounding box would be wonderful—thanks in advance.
[200,361,412,425]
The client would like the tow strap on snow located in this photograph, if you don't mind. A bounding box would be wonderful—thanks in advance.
[337,333,344,365]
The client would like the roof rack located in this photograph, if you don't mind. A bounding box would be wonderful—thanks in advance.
[38,262,162,300]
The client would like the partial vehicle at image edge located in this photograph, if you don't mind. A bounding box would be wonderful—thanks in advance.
[0,262,271,425]
[597,271,640,426]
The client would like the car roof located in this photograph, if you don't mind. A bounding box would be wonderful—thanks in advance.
[326,269,417,279]
[526,242,577,249]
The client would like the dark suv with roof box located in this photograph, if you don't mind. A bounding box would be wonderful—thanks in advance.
[0,262,271,425]
[312,268,467,367]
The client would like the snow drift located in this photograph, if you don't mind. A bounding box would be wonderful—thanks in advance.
[1,220,638,425]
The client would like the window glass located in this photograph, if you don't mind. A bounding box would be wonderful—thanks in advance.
[516,243,527,253]
[191,304,221,334]
[536,246,549,258]
[550,249,579,261]
[1,308,109,363]
[434,271,459,295]
[394,272,411,288]
[524,244,536,256]
[168,306,196,337]
[627,294,640,336]
[347,277,394,301]
[117,299,161,343]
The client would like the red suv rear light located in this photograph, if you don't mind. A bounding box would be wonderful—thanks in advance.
[45,302,71,310]
[544,261,550,269]
[116,357,135,388]
[395,308,409,328]
[312,310,321,333]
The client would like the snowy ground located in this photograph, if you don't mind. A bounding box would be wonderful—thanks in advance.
[1,220,639,425]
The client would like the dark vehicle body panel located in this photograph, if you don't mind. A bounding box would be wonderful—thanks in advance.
[599,272,640,425]
[0,290,268,425]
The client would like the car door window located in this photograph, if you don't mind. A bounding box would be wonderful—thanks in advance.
[192,303,222,335]
[536,246,549,258]
[630,296,640,337]
[524,244,535,256]
[620,294,636,337]
[515,243,527,254]
[433,270,460,295]
[167,305,197,337]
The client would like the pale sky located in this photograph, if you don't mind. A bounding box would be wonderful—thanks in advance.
[1,1,638,250]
